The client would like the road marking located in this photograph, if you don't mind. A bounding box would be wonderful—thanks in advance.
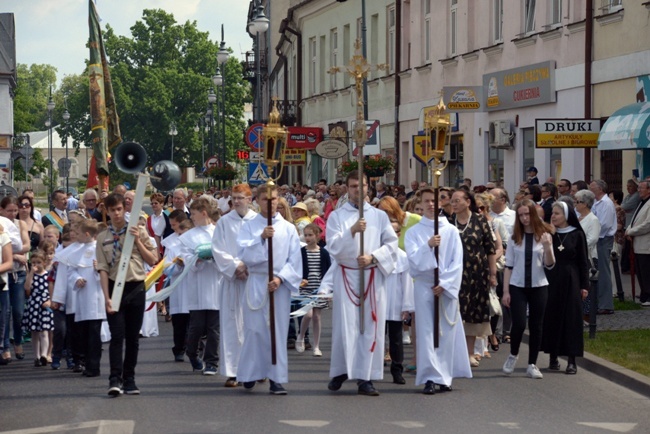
[279,420,330,428]
[577,422,638,432]
[0,420,135,434]
[494,422,521,430]
[387,421,426,428]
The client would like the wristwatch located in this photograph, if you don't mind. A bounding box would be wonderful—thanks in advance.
[371,255,378,265]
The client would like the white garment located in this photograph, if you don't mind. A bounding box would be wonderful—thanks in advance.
[161,233,189,315]
[579,212,601,260]
[505,233,554,288]
[405,215,472,386]
[212,208,257,378]
[149,213,167,237]
[179,224,220,311]
[490,207,516,238]
[0,216,22,253]
[64,241,105,322]
[217,196,231,214]
[385,249,414,321]
[237,213,302,384]
[52,244,78,314]
[326,202,398,381]
[140,304,159,337]
[592,194,617,238]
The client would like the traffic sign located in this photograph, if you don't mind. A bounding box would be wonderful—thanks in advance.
[248,161,268,185]
[245,123,265,151]
[205,156,219,169]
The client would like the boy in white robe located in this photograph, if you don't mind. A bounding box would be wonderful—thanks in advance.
[212,184,257,388]
[237,186,302,395]
[50,228,77,370]
[325,170,398,396]
[180,197,220,375]
[404,188,472,394]
[66,219,105,377]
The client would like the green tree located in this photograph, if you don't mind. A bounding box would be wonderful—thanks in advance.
[100,9,250,168]
[13,64,58,134]
[11,147,50,183]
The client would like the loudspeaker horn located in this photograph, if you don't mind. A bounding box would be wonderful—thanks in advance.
[114,142,148,174]
[151,160,181,191]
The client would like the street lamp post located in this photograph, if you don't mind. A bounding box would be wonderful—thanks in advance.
[248,1,270,122]
[216,24,229,168]
[62,96,71,194]
[45,85,55,204]
[207,89,217,159]
[169,121,178,162]
[195,118,207,189]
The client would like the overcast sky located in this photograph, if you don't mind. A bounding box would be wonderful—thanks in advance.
[5,0,254,84]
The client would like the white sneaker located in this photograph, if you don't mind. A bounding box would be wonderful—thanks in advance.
[295,340,305,353]
[313,348,322,357]
[402,331,411,345]
[526,364,543,379]
[502,354,518,375]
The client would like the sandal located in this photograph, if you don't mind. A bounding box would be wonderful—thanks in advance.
[489,336,500,352]
[502,335,511,344]
[14,344,25,360]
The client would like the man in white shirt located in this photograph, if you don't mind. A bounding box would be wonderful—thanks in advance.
[589,180,617,314]
[489,188,516,238]
[217,189,231,214]
[169,188,190,217]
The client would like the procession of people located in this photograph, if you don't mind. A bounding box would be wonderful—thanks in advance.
[1,173,649,399]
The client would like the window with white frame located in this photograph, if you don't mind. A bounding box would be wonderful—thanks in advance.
[601,0,623,12]
[450,0,458,56]
[493,0,503,43]
[524,0,536,34]
[387,5,396,73]
[330,28,338,90]
[309,37,316,96]
[343,24,351,87]
[550,0,562,25]
[357,17,362,42]
[424,0,431,62]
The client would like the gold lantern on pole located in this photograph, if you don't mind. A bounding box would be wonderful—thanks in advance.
[424,95,452,349]
[260,99,288,365]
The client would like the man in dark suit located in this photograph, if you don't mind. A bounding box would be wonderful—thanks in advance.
[540,182,557,223]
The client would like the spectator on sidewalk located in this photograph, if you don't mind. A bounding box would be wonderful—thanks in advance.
[589,180,617,315]
[625,180,650,307]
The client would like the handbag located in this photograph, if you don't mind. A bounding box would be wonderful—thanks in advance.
[488,285,502,317]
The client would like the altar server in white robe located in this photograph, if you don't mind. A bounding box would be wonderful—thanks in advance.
[66,219,105,377]
[405,188,472,395]
[325,170,398,396]
[212,183,257,388]
[237,185,302,395]
[163,211,193,362]
[180,198,220,375]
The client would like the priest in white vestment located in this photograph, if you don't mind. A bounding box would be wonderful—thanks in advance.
[212,184,257,388]
[404,188,472,394]
[237,186,302,395]
[325,171,398,396]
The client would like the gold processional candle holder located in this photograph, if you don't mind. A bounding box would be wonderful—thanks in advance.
[425,96,452,176]
[261,100,288,185]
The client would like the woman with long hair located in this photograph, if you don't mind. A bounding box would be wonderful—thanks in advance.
[17,195,44,253]
[451,190,496,367]
[502,199,555,379]
[542,199,590,375]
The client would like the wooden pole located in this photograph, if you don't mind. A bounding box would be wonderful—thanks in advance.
[266,178,277,365]
[433,168,441,349]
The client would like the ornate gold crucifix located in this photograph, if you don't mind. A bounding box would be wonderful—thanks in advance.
[328,39,388,334]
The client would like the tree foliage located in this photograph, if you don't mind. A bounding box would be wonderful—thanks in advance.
[13,64,58,134]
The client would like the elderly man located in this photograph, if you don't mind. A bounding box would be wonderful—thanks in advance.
[557,179,572,197]
[489,188,516,237]
[82,189,103,221]
[169,188,190,217]
[280,185,297,206]
[113,184,127,196]
[406,180,419,199]
[590,180,617,315]
[42,190,69,231]
[375,182,389,199]
[625,180,650,306]
[217,188,231,214]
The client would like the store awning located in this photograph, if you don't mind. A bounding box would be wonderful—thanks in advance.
[598,102,650,150]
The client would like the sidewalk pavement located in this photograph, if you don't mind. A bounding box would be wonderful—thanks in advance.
[580,264,650,397]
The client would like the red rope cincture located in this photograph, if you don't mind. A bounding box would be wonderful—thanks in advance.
[340,264,379,353]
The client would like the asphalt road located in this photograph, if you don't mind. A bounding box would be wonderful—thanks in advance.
[1,309,649,434]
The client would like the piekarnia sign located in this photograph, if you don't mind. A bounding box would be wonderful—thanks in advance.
[535,119,600,148]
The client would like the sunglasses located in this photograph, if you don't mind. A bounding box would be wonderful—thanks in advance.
[19,203,31,208]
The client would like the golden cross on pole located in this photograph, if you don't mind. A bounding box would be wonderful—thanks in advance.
[328,39,388,334]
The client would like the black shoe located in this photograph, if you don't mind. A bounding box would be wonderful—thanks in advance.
[243,381,256,390]
[39,356,48,366]
[174,353,185,362]
[437,384,452,392]
[269,380,288,395]
[327,374,348,391]
[83,370,101,378]
[189,357,204,372]
[73,363,85,373]
[565,363,577,375]
[392,373,406,385]
[287,339,296,350]
[549,358,561,371]
[357,381,379,396]
[123,377,140,395]
[108,377,123,397]
[423,381,436,395]
[34,358,41,367]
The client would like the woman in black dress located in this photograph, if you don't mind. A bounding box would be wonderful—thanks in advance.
[542,199,590,374]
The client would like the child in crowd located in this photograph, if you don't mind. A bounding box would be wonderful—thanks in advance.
[39,239,57,363]
[50,224,77,370]
[42,225,61,246]
[297,224,331,357]
[68,219,104,377]
[22,250,53,367]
